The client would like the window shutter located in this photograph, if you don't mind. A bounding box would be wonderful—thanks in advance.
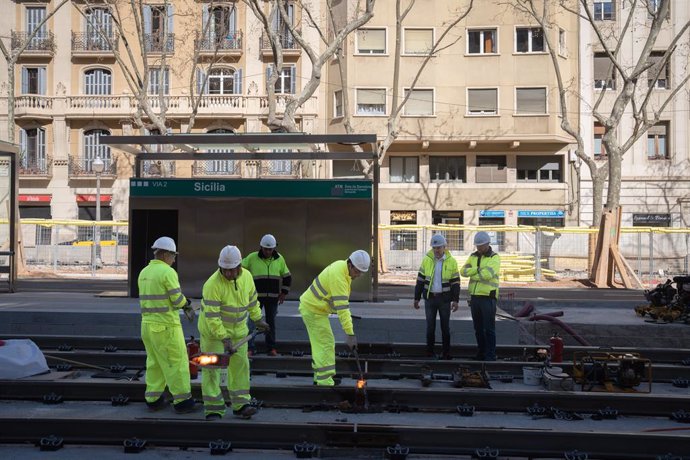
[358,29,385,52]
[516,88,546,114]
[143,5,152,35]
[266,65,273,91]
[233,68,242,94]
[468,88,497,112]
[290,66,296,94]
[166,4,174,34]
[404,89,433,115]
[19,129,27,157]
[38,128,46,161]
[196,68,207,94]
[21,68,29,94]
[228,6,236,34]
[593,53,612,81]
[38,67,46,95]
[404,29,431,54]
[202,6,210,38]
[357,88,385,104]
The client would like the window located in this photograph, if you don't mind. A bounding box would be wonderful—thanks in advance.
[390,211,417,251]
[144,4,174,52]
[25,7,47,38]
[594,52,616,90]
[198,67,242,94]
[268,65,296,94]
[84,68,112,95]
[517,156,562,183]
[403,88,434,116]
[203,5,236,44]
[356,88,386,115]
[271,0,295,43]
[83,129,111,172]
[467,29,497,54]
[148,67,169,95]
[403,28,433,55]
[593,0,615,20]
[201,129,237,175]
[269,148,293,176]
[356,28,386,54]
[476,155,507,183]
[432,211,464,251]
[515,27,544,53]
[429,156,466,182]
[333,90,343,118]
[515,87,547,114]
[19,128,47,171]
[85,7,113,49]
[389,156,418,183]
[21,67,46,94]
[558,28,566,56]
[594,122,607,158]
[648,51,669,89]
[647,122,669,160]
[467,88,497,115]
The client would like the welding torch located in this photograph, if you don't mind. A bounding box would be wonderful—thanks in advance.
[190,329,266,368]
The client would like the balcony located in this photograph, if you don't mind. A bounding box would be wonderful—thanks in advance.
[260,31,301,56]
[259,160,299,177]
[11,31,55,56]
[195,31,243,56]
[141,160,176,177]
[144,33,175,53]
[19,157,51,178]
[68,157,117,178]
[193,160,240,177]
[71,32,119,57]
[14,95,53,118]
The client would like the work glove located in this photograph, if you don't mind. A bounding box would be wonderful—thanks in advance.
[185,298,192,307]
[278,292,286,305]
[345,334,357,351]
[223,338,235,354]
[254,319,270,332]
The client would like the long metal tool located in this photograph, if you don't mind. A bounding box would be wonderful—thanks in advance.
[191,330,265,367]
[351,347,369,409]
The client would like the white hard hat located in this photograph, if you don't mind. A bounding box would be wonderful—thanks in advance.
[260,234,277,249]
[430,233,447,248]
[151,236,177,254]
[474,231,491,246]
[349,250,371,272]
[218,245,242,269]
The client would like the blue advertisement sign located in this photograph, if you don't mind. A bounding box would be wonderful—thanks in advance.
[480,210,505,218]
[518,210,565,218]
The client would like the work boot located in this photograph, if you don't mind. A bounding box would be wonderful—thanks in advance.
[232,404,258,419]
[267,349,278,357]
[205,413,223,421]
[145,396,168,412]
[173,398,198,414]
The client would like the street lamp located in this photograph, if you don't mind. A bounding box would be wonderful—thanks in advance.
[92,157,105,269]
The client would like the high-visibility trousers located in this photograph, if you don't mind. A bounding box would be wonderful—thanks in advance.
[141,322,192,405]
[299,304,336,386]
[200,333,252,416]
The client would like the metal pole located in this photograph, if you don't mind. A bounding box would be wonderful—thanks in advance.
[372,147,379,303]
[534,227,542,282]
[637,232,642,280]
[648,230,654,287]
[95,171,101,268]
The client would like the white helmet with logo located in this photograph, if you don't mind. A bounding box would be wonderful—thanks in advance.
[151,236,177,254]
[349,250,371,272]
[260,234,277,249]
[218,245,242,269]
[430,233,447,248]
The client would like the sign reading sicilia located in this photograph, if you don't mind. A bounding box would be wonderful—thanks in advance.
[130,179,372,199]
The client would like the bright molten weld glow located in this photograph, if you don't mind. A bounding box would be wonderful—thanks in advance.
[357,379,366,389]
[195,355,219,365]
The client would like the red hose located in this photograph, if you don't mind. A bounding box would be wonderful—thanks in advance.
[515,303,535,317]
[526,314,590,346]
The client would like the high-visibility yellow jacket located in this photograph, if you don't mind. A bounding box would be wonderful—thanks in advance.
[241,250,292,299]
[461,248,501,298]
[199,268,262,340]
[299,260,354,335]
[137,259,187,326]
[414,250,460,302]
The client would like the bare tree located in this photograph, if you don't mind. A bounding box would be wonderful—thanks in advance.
[336,0,474,176]
[0,0,70,143]
[512,0,690,226]
[243,0,376,133]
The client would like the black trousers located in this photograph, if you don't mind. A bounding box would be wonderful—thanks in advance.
[248,297,279,351]
[424,294,451,355]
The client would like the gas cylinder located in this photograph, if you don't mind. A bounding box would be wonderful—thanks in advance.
[186,336,200,379]
[549,332,563,363]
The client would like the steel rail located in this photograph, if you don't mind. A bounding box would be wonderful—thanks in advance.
[41,350,690,381]
[0,416,687,459]
[2,379,689,417]
[8,334,690,362]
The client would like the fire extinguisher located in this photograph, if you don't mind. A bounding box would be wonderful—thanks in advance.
[186,335,200,379]
[549,332,563,363]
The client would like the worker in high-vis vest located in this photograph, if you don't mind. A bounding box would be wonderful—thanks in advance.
[242,234,292,356]
[413,233,460,360]
[460,231,501,361]
[198,245,270,421]
[138,236,197,414]
[299,250,371,386]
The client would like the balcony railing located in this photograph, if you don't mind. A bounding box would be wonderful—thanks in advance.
[11,31,55,54]
[193,160,240,176]
[71,32,119,53]
[144,33,175,53]
[68,157,117,177]
[142,160,176,177]
[260,160,298,177]
[19,157,51,176]
[195,30,243,53]
[260,31,300,51]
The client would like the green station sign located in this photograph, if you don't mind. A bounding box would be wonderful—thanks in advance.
[130,179,372,199]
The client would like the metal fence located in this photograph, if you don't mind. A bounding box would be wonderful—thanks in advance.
[381,225,690,286]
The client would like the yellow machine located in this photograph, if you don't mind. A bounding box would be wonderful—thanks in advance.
[572,352,651,393]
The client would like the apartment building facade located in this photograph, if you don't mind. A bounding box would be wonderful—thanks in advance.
[579,0,690,228]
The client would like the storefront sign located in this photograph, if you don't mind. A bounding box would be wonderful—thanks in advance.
[76,194,112,203]
[518,210,564,218]
[19,194,51,202]
[632,213,671,226]
[390,211,416,222]
[480,210,505,218]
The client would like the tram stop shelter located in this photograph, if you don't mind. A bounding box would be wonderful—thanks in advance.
[0,140,19,293]
[101,133,379,301]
